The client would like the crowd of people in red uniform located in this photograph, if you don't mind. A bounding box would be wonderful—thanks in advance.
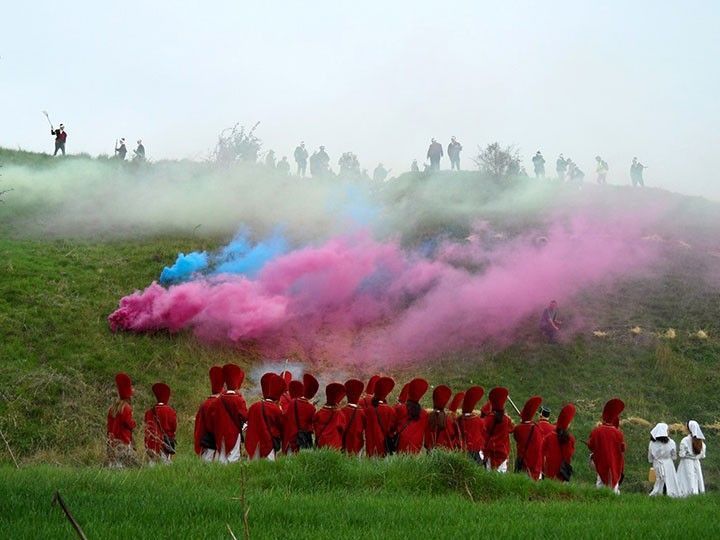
[106,366,628,491]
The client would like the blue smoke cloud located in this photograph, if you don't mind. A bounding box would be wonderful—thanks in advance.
[159,251,209,284]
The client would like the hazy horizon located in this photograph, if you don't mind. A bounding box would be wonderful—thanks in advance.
[2,1,719,198]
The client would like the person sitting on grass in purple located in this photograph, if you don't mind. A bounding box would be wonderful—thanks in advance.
[540,300,562,343]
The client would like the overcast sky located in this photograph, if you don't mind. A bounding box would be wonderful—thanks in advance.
[2,1,718,197]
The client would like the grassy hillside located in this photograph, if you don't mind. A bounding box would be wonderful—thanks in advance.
[1,147,719,496]
[3,452,719,539]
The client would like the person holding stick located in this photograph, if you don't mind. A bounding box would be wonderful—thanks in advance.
[51,124,67,156]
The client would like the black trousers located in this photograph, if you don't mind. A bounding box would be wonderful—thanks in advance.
[54,142,65,156]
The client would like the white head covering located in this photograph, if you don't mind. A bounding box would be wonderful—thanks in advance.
[650,422,669,439]
[688,420,705,440]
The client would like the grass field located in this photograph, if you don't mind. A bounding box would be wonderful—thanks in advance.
[1,148,719,537]
[2,451,717,539]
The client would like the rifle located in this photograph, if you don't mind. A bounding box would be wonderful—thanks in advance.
[42,110,54,130]
[506,395,522,418]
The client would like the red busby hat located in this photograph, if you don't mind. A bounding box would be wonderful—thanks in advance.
[520,396,542,422]
[602,398,625,424]
[303,373,320,400]
[462,386,484,414]
[280,370,293,386]
[432,385,452,410]
[344,379,364,405]
[151,382,170,404]
[289,380,304,399]
[373,376,395,401]
[398,383,409,404]
[556,403,576,431]
[209,366,224,394]
[222,364,245,391]
[448,392,465,413]
[325,382,346,406]
[489,387,509,411]
[480,400,492,416]
[365,374,381,394]
[407,378,429,402]
[268,374,286,401]
[260,372,274,399]
[115,373,133,400]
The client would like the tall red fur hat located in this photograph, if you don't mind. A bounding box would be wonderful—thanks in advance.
[432,385,452,410]
[365,375,381,395]
[462,386,485,414]
[373,376,395,401]
[407,378,429,402]
[344,379,364,405]
[115,373,133,400]
[260,372,274,399]
[556,403,576,431]
[289,380,304,399]
[520,396,542,422]
[489,387,509,411]
[151,382,170,403]
[448,392,465,413]
[325,383,346,406]
[222,364,245,391]
[398,383,410,404]
[209,366,224,394]
[602,398,624,424]
[268,373,286,401]
[303,373,320,400]
[480,400,492,416]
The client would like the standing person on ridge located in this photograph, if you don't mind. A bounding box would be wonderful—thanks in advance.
[314,383,347,450]
[373,163,389,183]
[107,373,137,467]
[115,138,127,160]
[588,398,626,493]
[396,378,430,454]
[482,387,515,472]
[532,151,546,178]
[144,382,177,465]
[364,376,397,457]
[427,138,443,171]
[595,155,609,184]
[194,366,224,462]
[133,140,146,161]
[630,157,646,187]
[51,123,67,156]
[447,136,463,170]
[556,154,567,181]
[342,379,367,455]
[294,141,309,176]
[542,404,576,481]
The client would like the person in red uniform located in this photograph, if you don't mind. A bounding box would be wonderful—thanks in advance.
[314,383,347,449]
[483,387,515,472]
[342,379,366,455]
[457,386,486,464]
[396,378,429,454]
[447,391,465,449]
[588,398,626,493]
[278,370,293,412]
[359,375,381,408]
[513,396,544,480]
[214,363,248,463]
[425,385,455,451]
[194,366,224,462]
[543,403,576,482]
[245,373,286,460]
[144,382,177,465]
[107,372,137,467]
[537,406,555,438]
[283,373,319,453]
[365,376,397,457]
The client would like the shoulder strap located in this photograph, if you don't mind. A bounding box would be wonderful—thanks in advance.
[317,409,336,440]
[220,396,242,430]
[153,406,168,438]
[342,408,358,448]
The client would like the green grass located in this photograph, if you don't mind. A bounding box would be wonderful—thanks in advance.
[1,451,716,539]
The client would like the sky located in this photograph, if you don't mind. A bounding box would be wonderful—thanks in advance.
[1,1,719,197]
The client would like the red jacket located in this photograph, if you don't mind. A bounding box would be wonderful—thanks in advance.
[194,396,218,455]
[107,402,135,445]
[365,403,397,457]
[144,404,177,454]
[282,398,316,453]
[483,413,514,468]
[214,391,248,451]
[313,406,347,449]
[543,430,576,480]
[588,424,625,487]
[425,410,458,450]
[395,404,428,454]
[457,414,486,452]
[279,392,292,413]
[537,419,555,438]
[52,129,67,142]
[341,404,365,454]
[245,400,283,458]
[513,421,544,480]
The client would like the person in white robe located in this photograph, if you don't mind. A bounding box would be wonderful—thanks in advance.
[677,420,706,496]
[648,423,681,497]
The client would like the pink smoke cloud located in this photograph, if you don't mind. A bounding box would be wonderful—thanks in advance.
[109,215,658,365]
